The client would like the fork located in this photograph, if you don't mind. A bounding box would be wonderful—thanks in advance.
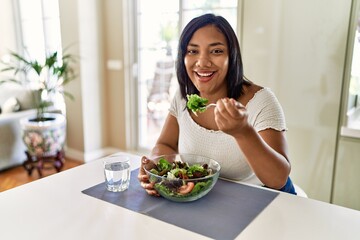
[192,103,217,116]
[206,103,217,108]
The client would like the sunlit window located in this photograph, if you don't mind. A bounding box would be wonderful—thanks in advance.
[348,22,360,111]
[13,0,64,111]
[17,0,62,64]
[345,15,360,127]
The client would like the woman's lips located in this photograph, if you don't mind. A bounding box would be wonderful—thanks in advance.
[195,71,215,82]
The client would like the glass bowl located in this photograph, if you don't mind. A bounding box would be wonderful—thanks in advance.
[143,154,221,202]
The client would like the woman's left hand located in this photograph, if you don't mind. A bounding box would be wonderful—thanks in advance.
[138,156,160,196]
[214,98,249,137]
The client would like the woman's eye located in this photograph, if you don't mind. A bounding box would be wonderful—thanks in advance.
[211,49,224,54]
[187,49,198,55]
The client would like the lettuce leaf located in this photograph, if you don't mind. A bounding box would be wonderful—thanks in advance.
[186,94,208,114]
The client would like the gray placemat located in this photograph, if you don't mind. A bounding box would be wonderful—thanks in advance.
[82,169,279,240]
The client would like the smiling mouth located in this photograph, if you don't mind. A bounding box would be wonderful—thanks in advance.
[196,71,215,78]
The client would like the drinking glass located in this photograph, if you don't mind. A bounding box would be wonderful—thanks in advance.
[103,155,131,192]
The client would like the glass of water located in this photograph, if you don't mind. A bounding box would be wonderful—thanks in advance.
[103,155,131,192]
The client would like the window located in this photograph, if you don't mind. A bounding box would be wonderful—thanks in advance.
[16,0,62,59]
[12,0,64,111]
[346,17,360,126]
[341,1,360,138]
[135,0,238,150]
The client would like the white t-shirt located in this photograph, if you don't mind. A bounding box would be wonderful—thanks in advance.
[169,87,287,182]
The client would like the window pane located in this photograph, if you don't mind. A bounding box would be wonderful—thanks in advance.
[16,0,62,88]
[348,25,360,111]
[137,0,180,148]
[21,20,45,61]
[183,0,237,9]
[138,12,179,49]
[182,9,238,32]
[139,0,179,13]
[43,18,62,52]
[19,0,42,20]
[42,0,60,18]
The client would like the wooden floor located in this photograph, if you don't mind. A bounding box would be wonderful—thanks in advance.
[0,158,83,192]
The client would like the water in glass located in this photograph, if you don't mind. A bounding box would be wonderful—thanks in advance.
[104,161,130,192]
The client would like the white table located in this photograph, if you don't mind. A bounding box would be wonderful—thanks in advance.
[0,152,359,240]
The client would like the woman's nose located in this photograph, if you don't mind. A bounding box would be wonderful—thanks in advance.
[195,56,212,68]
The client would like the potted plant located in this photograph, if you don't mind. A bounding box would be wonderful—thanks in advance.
[0,49,77,158]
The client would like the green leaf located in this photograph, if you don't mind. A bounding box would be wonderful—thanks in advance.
[0,66,16,72]
[31,61,43,75]
[0,79,22,85]
[157,158,173,173]
[10,52,31,66]
[186,94,208,114]
[62,91,75,101]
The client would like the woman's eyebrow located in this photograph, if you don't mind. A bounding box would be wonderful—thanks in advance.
[187,42,225,47]
[209,42,225,47]
[187,43,199,47]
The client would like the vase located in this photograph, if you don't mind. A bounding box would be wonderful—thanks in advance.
[20,113,66,157]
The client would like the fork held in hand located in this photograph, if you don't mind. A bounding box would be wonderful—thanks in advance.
[206,103,217,108]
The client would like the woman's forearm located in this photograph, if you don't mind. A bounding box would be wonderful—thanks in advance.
[234,126,291,189]
[150,143,178,157]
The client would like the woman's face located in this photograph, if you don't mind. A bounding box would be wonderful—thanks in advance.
[184,24,229,97]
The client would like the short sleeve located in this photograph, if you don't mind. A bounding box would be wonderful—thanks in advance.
[169,89,182,118]
[247,88,287,132]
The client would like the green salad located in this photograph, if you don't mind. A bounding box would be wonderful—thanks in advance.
[186,94,209,115]
[148,157,214,199]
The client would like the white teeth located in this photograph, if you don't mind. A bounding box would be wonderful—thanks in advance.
[197,72,213,77]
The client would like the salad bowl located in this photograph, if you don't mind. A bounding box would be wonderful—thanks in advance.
[143,154,221,202]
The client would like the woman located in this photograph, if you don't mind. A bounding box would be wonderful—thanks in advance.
[138,13,296,195]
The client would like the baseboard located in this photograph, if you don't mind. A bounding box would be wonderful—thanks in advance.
[64,147,124,163]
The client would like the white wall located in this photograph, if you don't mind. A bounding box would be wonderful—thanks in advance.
[58,0,84,159]
[0,0,17,61]
[58,0,124,162]
[240,0,352,202]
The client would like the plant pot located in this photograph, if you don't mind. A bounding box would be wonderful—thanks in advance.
[20,113,66,157]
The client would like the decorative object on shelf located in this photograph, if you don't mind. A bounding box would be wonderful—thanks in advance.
[0,49,77,167]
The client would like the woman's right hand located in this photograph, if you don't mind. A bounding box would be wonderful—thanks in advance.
[214,98,249,138]
[137,156,160,196]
